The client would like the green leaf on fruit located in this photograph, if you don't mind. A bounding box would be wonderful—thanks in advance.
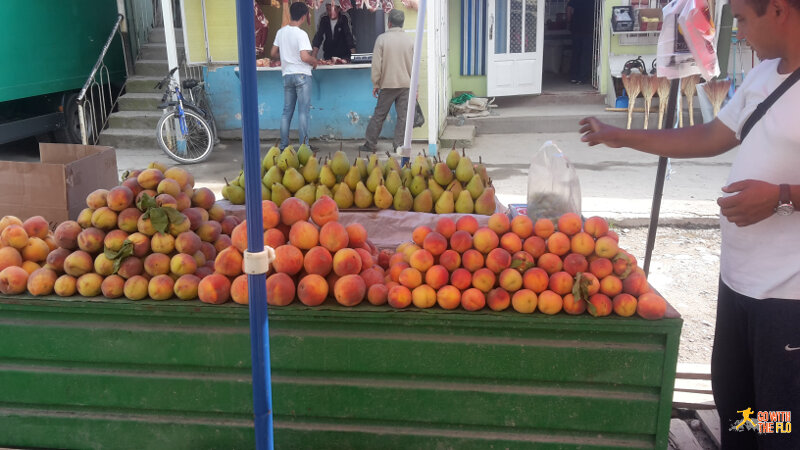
[104,240,134,274]
[136,192,158,212]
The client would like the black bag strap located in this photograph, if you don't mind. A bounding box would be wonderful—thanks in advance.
[740,66,800,141]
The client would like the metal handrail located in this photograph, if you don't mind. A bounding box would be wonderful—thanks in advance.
[78,14,130,145]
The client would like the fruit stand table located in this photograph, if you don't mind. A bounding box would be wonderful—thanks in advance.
[0,294,681,449]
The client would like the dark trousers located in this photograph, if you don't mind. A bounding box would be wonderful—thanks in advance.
[570,34,593,83]
[712,280,800,449]
[364,87,409,151]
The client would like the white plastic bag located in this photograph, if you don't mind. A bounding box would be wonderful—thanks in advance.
[526,141,582,221]
[678,0,720,80]
[656,0,719,81]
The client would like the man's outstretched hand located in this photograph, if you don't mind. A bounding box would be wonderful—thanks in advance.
[579,117,625,148]
[718,180,780,227]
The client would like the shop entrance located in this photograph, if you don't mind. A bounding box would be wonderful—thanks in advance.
[486,0,545,96]
[540,0,600,93]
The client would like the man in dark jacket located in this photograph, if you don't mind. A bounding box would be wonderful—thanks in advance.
[311,0,356,61]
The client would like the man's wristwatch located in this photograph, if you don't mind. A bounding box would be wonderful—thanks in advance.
[775,184,794,216]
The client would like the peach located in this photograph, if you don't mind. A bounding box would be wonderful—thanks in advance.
[122,275,149,300]
[511,251,534,269]
[136,214,157,236]
[499,232,522,254]
[594,236,619,259]
[575,272,600,298]
[409,249,434,272]
[288,220,319,250]
[192,250,207,267]
[485,248,511,274]
[26,268,57,296]
[455,215,479,234]
[436,285,461,310]
[229,274,249,305]
[22,216,49,240]
[400,243,420,263]
[498,268,523,292]
[76,273,103,297]
[101,229,129,253]
[309,196,338,227]
[471,268,496,293]
[1,225,28,249]
[264,228,286,249]
[174,274,201,300]
[510,215,534,239]
[319,221,349,252]
[623,272,650,297]
[190,187,216,210]
[536,252,563,275]
[273,244,304,275]
[53,274,77,296]
[115,208,140,233]
[472,227,499,254]
[533,218,555,239]
[377,249,392,269]
[197,273,231,304]
[450,268,472,291]
[613,293,638,317]
[127,233,150,257]
[461,249,485,273]
[175,231,202,255]
[562,293,586,315]
[157,178,182,198]
[196,221,222,243]
[587,293,613,317]
[435,217,456,239]
[537,290,563,315]
[412,226,432,246]
[333,274,366,307]
[636,292,666,320]
[20,237,49,263]
[345,223,367,248]
[448,230,473,254]
[182,207,206,231]
[612,251,635,279]
[411,284,436,309]
[522,236,546,259]
[21,261,39,275]
[389,261,409,283]
[355,248,374,270]
[606,230,620,243]
[76,208,94,228]
[0,216,23,234]
[100,274,125,298]
[387,285,412,309]
[570,232,595,257]
[175,192,191,212]
[599,275,623,297]
[77,227,105,254]
[150,232,175,254]
[438,249,461,272]
[168,214,192,235]
[195,265,214,279]
[117,256,144,279]
[136,169,164,190]
[213,247,243,277]
[221,215,241,236]
[93,253,115,277]
[487,288,511,311]
[360,267,384,289]
[548,271,574,296]
[143,253,170,277]
[121,177,143,197]
[207,204,225,222]
[422,232,447,256]
[63,250,93,277]
[398,267,423,289]
[563,253,588,276]
[545,231,571,256]
[589,258,614,280]
[86,189,109,209]
[43,247,68,273]
[389,252,405,268]
[145,274,173,300]
[230,221,248,253]
[106,186,134,212]
[135,189,157,206]
[171,253,199,277]
[280,197,310,226]
[424,265,450,290]
[367,284,389,306]
[304,246,333,276]
[164,166,191,189]
[556,212,582,236]
[583,216,609,238]
[296,274,327,306]
[487,213,511,235]
[511,289,538,313]
[53,221,82,250]
[461,288,486,311]
[332,248,362,276]
[90,207,118,231]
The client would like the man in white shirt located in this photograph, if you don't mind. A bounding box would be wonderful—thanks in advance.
[271,2,317,149]
[579,0,799,447]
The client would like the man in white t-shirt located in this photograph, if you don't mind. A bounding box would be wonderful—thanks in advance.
[271,2,317,149]
[579,0,799,447]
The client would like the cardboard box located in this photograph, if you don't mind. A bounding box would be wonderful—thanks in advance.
[0,143,118,226]
[637,8,663,31]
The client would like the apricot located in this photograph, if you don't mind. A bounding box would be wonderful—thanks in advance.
[522,236,546,258]
[424,265,450,290]
[387,285,412,309]
[411,284,437,309]
[1,225,28,249]
[144,253,171,277]
[556,212,582,236]
[197,273,231,304]
[333,274,366,307]
[498,268,523,292]
[412,226,432,246]
[438,250,461,272]
[533,218,555,239]
[174,274,201,300]
[54,274,78,297]
[280,197,310,226]
[536,252,563,275]
[422,231,447,256]
[455,215,479,234]
[472,227,499,254]
[26,268,57,296]
[548,271,574,296]
[636,292,666,320]
[409,249,434,272]
[0,247,22,272]
[485,248,512,274]
[613,293,638,317]
[449,230,473,254]
[461,249,485,272]
[583,216,609,238]
[435,285,461,310]
[229,274,249,305]
[562,293,587,315]
[471,268,496,293]
[345,223,367,248]
[599,275,623,297]
[594,236,620,259]
[511,289,538,313]
[367,283,388,306]
[563,253,589,276]
[450,268,472,291]
[537,290,563,315]
[623,272,650,297]
[461,288,486,311]
[76,273,104,297]
[319,221,349,252]
[86,189,109,209]
[309,196,338,227]
[588,293,613,317]
[288,220,319,250]
[100,275,125,298]
[213,247,243,277]
[63,250,94,277]
[332,248,362,276]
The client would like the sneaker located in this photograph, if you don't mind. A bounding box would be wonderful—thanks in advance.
[358,144,375,153]
[570,79,579,84]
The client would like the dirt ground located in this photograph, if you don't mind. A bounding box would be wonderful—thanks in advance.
[615,225,722,364]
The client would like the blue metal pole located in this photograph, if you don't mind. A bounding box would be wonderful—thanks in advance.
[234,0,274,448]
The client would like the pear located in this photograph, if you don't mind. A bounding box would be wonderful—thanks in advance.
[475,156,490,184]
[428,178,445,203]
[409,173,427,197]
[435,190,455,214]
[383,152,401,177]
[474,186,496,215]
[402,169,413,188]
[297,139,312,166]
[366,152,379,174]
[271,183,292,207]
[262,141,280,171]
[282,167,305,193]
[446,179,463,200]
[316,184,333,201]
[277,146,299,171]
[392,186,413,211]
[354,181,373,209]
[302,153,320,183]
[330,148,351,177]
[465,173,485,200]
[433,160,454,186]
[355,153,368,179]
[385,170,403,196]
[366,166,384,193]
[455,149,475,183]
[343,164,362,191]
[222,178,245,205]
[374,183,393,209]
[445,145,461,170]
[262,165,283,188]
[455,190,474,214]
[411,154,430,177]
[261,182,272,201]
[413,189,433,213]
[333,182,354,209]
[319,164,336,188]
[295,183,316,206]
[236,170,245,188]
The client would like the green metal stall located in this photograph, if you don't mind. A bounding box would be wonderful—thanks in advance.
[0,294,681,449]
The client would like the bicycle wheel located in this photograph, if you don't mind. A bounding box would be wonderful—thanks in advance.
[156,109,214,164]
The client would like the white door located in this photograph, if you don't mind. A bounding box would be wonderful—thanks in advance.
[487,0,545,96]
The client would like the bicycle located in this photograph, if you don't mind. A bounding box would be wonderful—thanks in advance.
[155,67,217,164]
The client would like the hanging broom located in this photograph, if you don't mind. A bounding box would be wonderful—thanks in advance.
[640,75,656,130]
[681,75,701,126]
[625,73,643,129]
[705,78,732,117]
[656,77,671,129]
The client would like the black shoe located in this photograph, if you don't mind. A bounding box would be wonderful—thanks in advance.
[570,79,579,84]
[358,144,375,153]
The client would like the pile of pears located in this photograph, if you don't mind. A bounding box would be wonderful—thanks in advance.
[222,142,496,215]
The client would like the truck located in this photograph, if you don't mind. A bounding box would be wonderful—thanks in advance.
[0,1,127,145]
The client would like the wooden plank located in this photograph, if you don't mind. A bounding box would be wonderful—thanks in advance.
[674,378,713,394]
[676,363,712,380]
[673,391,716,410]
[696,409,722,448]
[669,419,704,450]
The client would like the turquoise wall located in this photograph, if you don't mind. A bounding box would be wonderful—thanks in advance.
[448,0,487,97]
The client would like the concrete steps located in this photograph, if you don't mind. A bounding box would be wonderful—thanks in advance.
[118,93,163,111]
[148,28,184,44]
[138,42,185,61]
[126,76,164,94]
[98,128,159,150]
[134,59,171,77]
[439,124,476,149]
[108,111,163,129]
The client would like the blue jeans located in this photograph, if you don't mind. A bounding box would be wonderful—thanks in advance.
[280,73,311,149]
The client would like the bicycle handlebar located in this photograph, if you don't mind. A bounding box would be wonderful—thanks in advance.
[154,67,180,90]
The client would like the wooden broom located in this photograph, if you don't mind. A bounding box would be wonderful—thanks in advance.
[681,75,701,126]
[640,75,657,130]
[625,73,643,129]
[656,77,671,129]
